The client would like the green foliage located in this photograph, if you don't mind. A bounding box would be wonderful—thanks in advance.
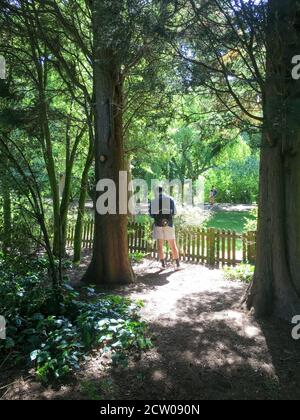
[130,252,146,263]
[0,255,151,383]
[244,208,258,232]
[130,93,260,207]
[205,143,259,204]
[223,264,255,284]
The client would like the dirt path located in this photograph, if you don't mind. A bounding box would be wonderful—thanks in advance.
[2,261,300,400]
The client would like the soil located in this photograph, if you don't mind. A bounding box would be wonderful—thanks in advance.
[1,259,300,400]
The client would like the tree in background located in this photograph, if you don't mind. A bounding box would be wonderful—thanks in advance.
[205,137,259,204]
[166,96,242,192]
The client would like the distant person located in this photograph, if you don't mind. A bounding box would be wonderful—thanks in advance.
[210,186,218,206]
[149,187,180,269]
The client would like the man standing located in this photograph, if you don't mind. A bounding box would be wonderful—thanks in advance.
[210,186,218,206]
[149,187,180,269]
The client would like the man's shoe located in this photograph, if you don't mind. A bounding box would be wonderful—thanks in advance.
[161,259,166,269]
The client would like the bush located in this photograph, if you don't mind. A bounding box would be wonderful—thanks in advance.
[244,208,258,232]
[0,255,152,383]
[223,264,255,283]
[130,252,146,263]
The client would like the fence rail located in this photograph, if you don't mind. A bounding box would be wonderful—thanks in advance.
[67,222,256,267]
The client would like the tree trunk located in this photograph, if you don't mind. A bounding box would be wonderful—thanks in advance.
[48,173,61,259]
[58,173,71,258]
[1,168,12,254]
[39,96,61,259]
[245,0,300,320]
[54,115,86,258]
[73,140,94,264]
[2,185,11,251]
[82,17,134,285]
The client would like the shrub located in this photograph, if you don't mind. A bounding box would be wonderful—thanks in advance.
[244,207,258,232]
[0,255,152,383]
[223,264,255,283]
[130,252,146,263]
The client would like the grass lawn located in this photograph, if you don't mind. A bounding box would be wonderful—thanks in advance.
[133,208,256,235]
[204,211,254,233]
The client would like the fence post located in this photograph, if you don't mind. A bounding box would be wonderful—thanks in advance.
[216,229,220,266]
[208,228,216,267]
[221,229,226,266]
[232,231,236,266]
[242,233,247,263]
[247,231,256,264]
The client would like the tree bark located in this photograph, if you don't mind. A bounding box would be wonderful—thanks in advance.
[1,158,12,254]
[245,0,300,320]
[82,8,134,285]
[2,184,12,252]
[73,137,94,264]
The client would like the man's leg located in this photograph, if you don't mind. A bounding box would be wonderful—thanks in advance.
[168,239,180,267]
[157,239,166,267]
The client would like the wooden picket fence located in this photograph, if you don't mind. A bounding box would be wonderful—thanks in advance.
[66,221,256,267]
[66,220,95,251]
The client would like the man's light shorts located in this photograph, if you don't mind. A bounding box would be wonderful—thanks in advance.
[153,226,176,241]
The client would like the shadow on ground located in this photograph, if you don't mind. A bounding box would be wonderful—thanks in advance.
[2,262,300,400]
[98,288,300,400]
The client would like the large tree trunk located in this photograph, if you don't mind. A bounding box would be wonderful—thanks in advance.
[245,0,300,320]
[82,65,134,285]
[82,5,134,285]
